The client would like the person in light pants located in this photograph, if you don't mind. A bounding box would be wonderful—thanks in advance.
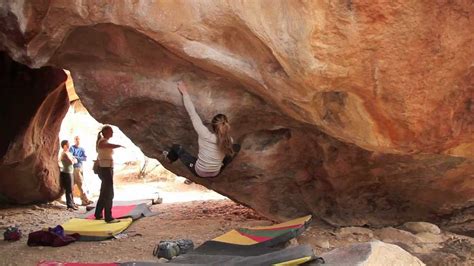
[69,136,93,206]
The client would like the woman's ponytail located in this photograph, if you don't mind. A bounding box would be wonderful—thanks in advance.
[212,114,234,156]
[95,130,103,152]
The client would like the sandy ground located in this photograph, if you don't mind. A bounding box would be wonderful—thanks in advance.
[0,199,271,265]
[0,179,269,266]
[1,178,473,266]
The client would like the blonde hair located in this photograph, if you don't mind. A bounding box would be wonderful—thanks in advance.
[212,114,234,156]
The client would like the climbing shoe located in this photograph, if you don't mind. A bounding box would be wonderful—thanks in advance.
[165,144,181,163]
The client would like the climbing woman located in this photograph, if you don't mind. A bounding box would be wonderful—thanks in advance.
[163,81,240,178]
[95,125,124,223]
[59,140,77,210]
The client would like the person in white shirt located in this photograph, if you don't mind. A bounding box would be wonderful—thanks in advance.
[164,81,240,178]
[94,125,124,223]
[59,140,77,210]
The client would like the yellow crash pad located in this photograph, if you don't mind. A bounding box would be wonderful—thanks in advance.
[62,218,133,238]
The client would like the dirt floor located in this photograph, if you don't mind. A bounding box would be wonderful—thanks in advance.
[0,178,473,266]
[0,178,268,265]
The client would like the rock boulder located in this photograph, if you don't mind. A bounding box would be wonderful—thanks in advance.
[0,52,68,203]
[403,222,441,235]
[0,1,473,228]
[321,241,425,266]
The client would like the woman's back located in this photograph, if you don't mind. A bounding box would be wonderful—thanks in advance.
[195,133,226,174]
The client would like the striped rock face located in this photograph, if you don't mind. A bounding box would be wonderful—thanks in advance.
[0,52,68,203]
[0,1,473,231]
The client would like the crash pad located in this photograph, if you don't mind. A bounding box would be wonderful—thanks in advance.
[61,218,133,241]
[80,203,155,220]
[38,262,118,266]
[190,215,312,256]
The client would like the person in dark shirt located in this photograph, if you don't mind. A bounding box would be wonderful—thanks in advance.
[69,136,93,206]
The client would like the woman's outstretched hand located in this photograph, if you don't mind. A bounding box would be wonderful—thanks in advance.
[177,81,188,95]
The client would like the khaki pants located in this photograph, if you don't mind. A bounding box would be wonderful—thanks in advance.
[73,167,90,204]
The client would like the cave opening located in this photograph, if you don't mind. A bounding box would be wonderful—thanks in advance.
[59,71,227,205]
[0,54,271,264]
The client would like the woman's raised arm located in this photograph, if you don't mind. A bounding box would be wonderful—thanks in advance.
[178,81,212,137]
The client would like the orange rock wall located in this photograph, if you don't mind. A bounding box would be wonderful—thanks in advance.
[0,52,68,203]
[0,1,472,229]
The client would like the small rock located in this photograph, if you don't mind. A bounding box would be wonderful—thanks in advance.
[285,238,298,248]
[314,239,330,249]
[375,227,420,244]
[416,232,445,243]
[152,197,163,205]
[402,222,441,235]
[337,226,374,238]
[31,205,45,211]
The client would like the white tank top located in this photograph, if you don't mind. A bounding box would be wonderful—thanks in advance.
[97,138,114,167]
